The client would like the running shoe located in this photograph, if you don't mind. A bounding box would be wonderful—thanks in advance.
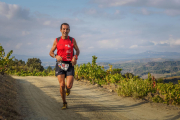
[61,102,67,110]
[66,88,70,96]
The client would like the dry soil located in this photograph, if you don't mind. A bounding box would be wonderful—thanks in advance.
[12,76,180,120]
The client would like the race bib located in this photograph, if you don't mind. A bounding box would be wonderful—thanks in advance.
[57,62,69,71]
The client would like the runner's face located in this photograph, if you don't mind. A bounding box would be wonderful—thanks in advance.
[60,25,70,37]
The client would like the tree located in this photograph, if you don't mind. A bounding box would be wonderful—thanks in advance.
[26,58,44,71]
[18,59,25,66]
[8,58,26,66]
[47,66,52,72]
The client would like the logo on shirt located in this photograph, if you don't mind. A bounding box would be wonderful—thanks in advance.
[65,44,71,48]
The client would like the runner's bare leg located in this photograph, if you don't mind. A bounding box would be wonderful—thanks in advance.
[66,75,74,89]
[57,75,66,103]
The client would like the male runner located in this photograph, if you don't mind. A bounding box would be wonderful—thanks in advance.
[49,23,80,110]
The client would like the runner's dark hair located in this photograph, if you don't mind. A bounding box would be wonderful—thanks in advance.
[60,23,70,29]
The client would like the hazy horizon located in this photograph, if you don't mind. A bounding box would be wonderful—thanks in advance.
[11,50,180,65]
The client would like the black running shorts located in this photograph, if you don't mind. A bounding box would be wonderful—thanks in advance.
[55,61,74,77]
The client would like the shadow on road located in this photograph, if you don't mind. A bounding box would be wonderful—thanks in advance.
[165,112,180,120]
[67,94,148,113]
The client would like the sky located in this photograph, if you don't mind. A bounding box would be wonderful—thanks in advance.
[1,0,180,63]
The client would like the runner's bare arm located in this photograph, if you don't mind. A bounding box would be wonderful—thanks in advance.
[49,39,63,61]
[71,39,80,66]
[49,39,57,58]
[73,39,80,56]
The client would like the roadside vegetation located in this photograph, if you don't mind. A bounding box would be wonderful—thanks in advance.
[1,44,55,76]
[0,44,21,119]
[75,56,180,106]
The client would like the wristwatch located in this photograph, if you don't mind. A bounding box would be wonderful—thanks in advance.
[54,54,57,58]
[74,55,78,60]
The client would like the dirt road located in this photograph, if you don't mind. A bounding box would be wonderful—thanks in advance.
[12,76,180,120]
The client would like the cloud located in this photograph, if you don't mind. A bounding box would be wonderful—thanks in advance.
[1,1,180,60]
[97,39,124,49]
[46,44,51,49]
[22,31,30,36]
[157,43,169,46]
[138,41,155,46]
[0,2,86,56]
[90,0,180,16]
[130,44,138,48]
[131,8,155,15]
[0,1,30,19]
[141,8,151,15]
[152,38,180,47]
[115,10,120,14]
[160,39,180,46]
[164,9,180,16]
[80,33,93,38]
[43,21,51,26]
[74,8,124,20]
[88,46,94,49]
[15,43,23,49]
[127,38,157,49]
[171,39,180,45]
[90,0,138,7]
[86,8,97,15]
[90,0,180,9]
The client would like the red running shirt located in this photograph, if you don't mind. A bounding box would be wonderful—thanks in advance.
[56,36,74,61]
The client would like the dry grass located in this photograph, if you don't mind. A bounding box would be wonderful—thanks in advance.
[0,74,21,120]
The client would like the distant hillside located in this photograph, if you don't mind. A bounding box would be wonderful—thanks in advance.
[111,61,180,78]
[115,51,180,64]
[97,62,110,65]
[96,59,180,79]
[134,51,180,59]
[114,58,174,64]
[133,61,180,76]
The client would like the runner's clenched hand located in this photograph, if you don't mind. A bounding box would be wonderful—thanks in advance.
[55,55,63,62]
[71,56,77,66]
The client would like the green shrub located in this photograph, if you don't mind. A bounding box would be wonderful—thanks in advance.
[0,44,14,75]
[157,78,164,83]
